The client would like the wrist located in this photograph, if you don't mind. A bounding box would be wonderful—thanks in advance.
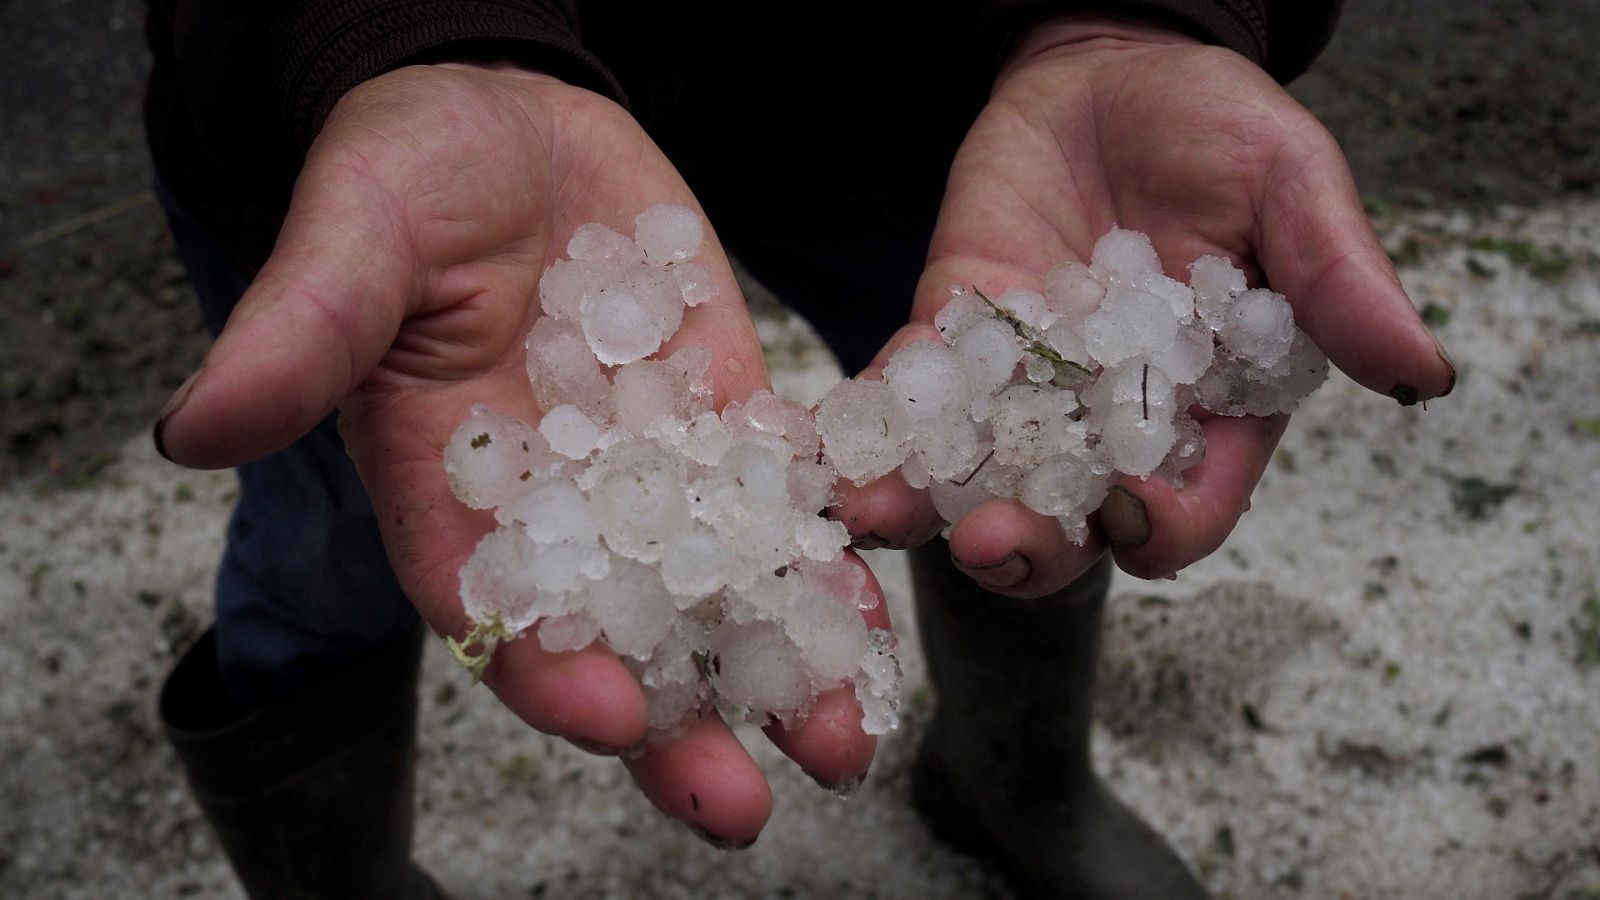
[1000,13,1199,82]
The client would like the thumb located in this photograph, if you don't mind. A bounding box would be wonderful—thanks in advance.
[1256,129,1456,405]
[154,164,413,468]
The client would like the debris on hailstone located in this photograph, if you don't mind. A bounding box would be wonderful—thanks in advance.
[445,212,1328,747]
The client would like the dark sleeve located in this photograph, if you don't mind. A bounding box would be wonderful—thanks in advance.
[985,0,1345,82]
[265,0,626,153]
[145,0,624,273]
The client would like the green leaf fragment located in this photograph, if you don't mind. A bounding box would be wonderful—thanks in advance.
[972,286,1091,377]
[445,616,515,683]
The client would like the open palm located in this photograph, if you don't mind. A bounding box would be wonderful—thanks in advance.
[837,17,1454,595]
[154,63,883,846]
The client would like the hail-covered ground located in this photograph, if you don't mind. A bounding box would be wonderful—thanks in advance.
[1,200,1597,898]
[442,206,1325,745]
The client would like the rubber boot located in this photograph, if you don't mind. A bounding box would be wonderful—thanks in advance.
[909,543,1207,899]
[159,626,447,900]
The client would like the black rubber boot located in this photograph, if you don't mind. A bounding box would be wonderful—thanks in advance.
[159,626,447,900]
[910,543,1207,900]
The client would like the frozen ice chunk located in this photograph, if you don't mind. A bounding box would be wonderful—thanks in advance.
[1100,402,1178,477]
[989,384,1085,468]
[659,529,732,598]
[613,351,709,435]
[995,287,1052,329]
[784,581,868,684]
[1188,254,1247,326]
[914,417,986,482]
[671,261,715,306]
[1083,288,1180,367]
[634,204,704,263]
[884,341,973,423]
[795,516,849,562]
[934,290,988,341]
[538,611,599,653]
[538,257,621,321]
[815,379,915,485]
[709,620,812,721]
[525,317,611,417]
[854,629,902,735]
[579,264,686,365]
[735,390,821,459]
[1218,288,1296,368]
[1020,452,1111,524]
[1043,260,1105,325]
[444,405,544,509]
[538,405,607,460]
[953,317,1026,398]
[1091,227,1162,285]
[585,557,676,659]
[495,480,599,546]
[1144,319,1216,385]
[567,223,644,263]
[460,527,581,633]
[1154,413,1206,487]
[588,442,690,563]
[787,459,837,514]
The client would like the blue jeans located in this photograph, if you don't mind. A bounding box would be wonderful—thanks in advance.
[160,178,937,711]
[161,189,420,711]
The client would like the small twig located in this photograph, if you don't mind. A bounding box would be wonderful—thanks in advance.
[955,448,995,487]
[9,191,155,252]
[1142,364,1150,421]
[972,284,1091,376]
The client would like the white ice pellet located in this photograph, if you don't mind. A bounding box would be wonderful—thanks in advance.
[444,405,546,510]
[538,405,607,460]
[1043,260,1105,324]
[671,262,715,306]
[1091,227,1162,285]
[1218,288,1296,368]
[579,266,685,365]
[634,203,704,263]
[814,379,915,485]
[1188,254,1247,326]
[1083,287,1181,366]
[566,223,644,264]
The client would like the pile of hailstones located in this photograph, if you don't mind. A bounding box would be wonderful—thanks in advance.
[443,204,1327,743]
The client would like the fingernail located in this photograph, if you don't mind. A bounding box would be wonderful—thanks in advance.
[1389,384,1420,407]
[1428,330,1457,397]
[1100,485,1151,548]
[814,764,869,798]
[687,823,756,851]
[952,551,1030,590]
[153,369,203,462]
[569,737,621,757]
[851,533,888,551]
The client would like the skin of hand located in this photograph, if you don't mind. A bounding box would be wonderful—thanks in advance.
[150,62,887,847]
[832,14,1455,598]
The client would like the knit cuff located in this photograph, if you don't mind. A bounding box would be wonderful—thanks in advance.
[267,0,625,153]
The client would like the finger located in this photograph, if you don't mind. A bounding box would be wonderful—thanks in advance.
[483,631,649,752]
[622,713,773,849]
[827,323,948,549]
[946,497,1106,599]
[1256,129,1455,404]
[155,153,413,469]
[763,552,890,790]
[1098,412,1285,579]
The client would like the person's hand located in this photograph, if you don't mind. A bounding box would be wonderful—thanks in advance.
[832,15,1455,597]
[151,62,886,846]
